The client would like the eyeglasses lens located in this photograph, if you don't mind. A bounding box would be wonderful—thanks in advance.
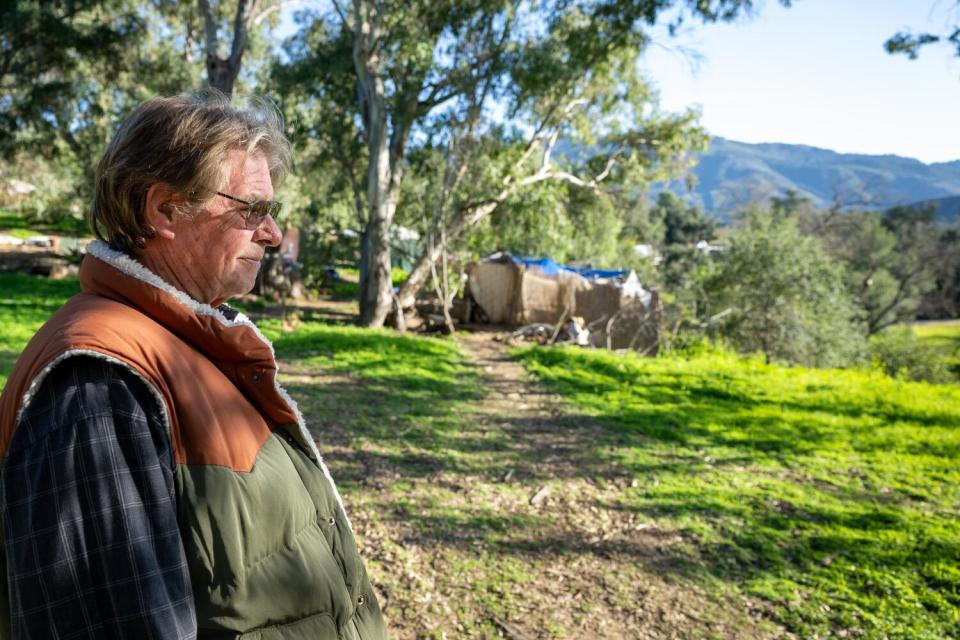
[245,200,282,228]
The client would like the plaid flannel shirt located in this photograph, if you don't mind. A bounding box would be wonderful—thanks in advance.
[2,356,197,639]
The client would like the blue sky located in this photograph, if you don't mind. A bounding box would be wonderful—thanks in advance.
[639,0,960,164]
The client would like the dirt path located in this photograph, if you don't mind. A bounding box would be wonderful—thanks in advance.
[287,328,790,639]
[443,332,788,639]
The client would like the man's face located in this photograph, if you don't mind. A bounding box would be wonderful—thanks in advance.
[167,150,281,306]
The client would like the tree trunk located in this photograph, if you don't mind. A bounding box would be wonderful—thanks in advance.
[352,0,408,327]
[206,57,240,95]
[197,0,256,96]
[357,161,396,327]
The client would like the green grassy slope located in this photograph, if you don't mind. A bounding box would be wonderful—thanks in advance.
[515,345,960,639]
[914,320,960,351]
[0,273,81,388]
[263,319,482,469]
[4,270,958,638]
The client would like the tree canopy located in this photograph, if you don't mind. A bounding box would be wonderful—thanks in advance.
[272,0,790,326]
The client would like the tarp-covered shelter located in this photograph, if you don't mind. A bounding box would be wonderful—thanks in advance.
[466,253,662,352]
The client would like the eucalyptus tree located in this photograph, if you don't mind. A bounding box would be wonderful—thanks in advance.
[196,0,282,94]
[277,0,787,327]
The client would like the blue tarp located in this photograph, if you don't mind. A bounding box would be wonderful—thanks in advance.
[515,256,630,281]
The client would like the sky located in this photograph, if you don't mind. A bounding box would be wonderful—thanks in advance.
[638,0,960,164]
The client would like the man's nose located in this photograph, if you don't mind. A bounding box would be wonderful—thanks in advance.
[255,214,282,247]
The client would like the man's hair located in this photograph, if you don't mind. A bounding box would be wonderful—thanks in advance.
[89,90,292,255]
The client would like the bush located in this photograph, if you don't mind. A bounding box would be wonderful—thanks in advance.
[706,209,865,368]
[868,328,956,384]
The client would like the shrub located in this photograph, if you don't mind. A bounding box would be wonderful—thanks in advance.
[706,209,865,368]
[868,328,956,384]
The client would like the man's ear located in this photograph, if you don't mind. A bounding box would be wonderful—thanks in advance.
[144,183,179,240]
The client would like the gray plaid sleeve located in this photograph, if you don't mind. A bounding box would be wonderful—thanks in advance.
[2,356,197,639]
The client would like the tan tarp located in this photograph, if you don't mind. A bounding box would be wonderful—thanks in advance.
[467,259,661,352]
[516,269,581,324]
[467,261,520,323]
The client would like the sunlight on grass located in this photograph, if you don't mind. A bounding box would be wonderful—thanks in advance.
[263,321,486,478]
[912,321,960,383]
[0,273,80,388]
[914,321,960,357]
[4,270,958,637]
[515,345,960,640]
[913,320,960,342]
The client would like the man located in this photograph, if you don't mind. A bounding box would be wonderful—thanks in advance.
[0,92,388,639]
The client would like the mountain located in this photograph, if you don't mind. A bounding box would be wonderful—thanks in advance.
[664,138,960,222]
[907,195,960,223]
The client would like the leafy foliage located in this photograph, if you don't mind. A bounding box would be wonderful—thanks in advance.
[1,1,206,220]
[803,200,952,333]
[272,0,784,324]
[868,328,956,384]
[885,7,960,62]
[707,208,864,367]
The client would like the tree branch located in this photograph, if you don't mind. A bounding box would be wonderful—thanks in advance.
[228,0,258,69]
[197,0,219,59]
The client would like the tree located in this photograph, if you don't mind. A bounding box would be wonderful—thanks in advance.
[279,0,789,327]
[885,3,960,60]
[0,2,215,219]
[649,191,715,288]
[197,0,277,94]
[630,191,718,348]
[869,204,944,331]
[1,0,280,219]
[707,208,864,368]
[0,1,140,168]
[918,226,960,319]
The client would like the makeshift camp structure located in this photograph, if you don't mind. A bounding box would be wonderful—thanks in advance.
[466,253,662,352]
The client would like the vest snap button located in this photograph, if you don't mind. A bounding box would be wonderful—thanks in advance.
[328,516,336,525]
[251,371,261,382]
[357,594,365,605]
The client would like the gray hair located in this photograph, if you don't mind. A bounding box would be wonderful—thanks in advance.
[89,90,292,255]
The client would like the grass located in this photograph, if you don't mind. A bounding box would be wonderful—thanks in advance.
[0,273,81,388]
[0,211,88,236]
[4,271,959,637]
[914,320,960,376]
[914,320,960,346]
[514,344,960,640]
[262,319,484,472]
[329,266,409,298]
[257,321,535,636]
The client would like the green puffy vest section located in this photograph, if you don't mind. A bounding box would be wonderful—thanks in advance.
[178,432,387,639]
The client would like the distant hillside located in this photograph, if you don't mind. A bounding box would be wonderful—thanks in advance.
[907,195,960,223]
[662,138,960,222]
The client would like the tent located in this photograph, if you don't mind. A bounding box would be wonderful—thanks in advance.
[466,253,661,352]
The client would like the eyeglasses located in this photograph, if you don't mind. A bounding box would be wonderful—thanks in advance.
[216,191,282,229]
